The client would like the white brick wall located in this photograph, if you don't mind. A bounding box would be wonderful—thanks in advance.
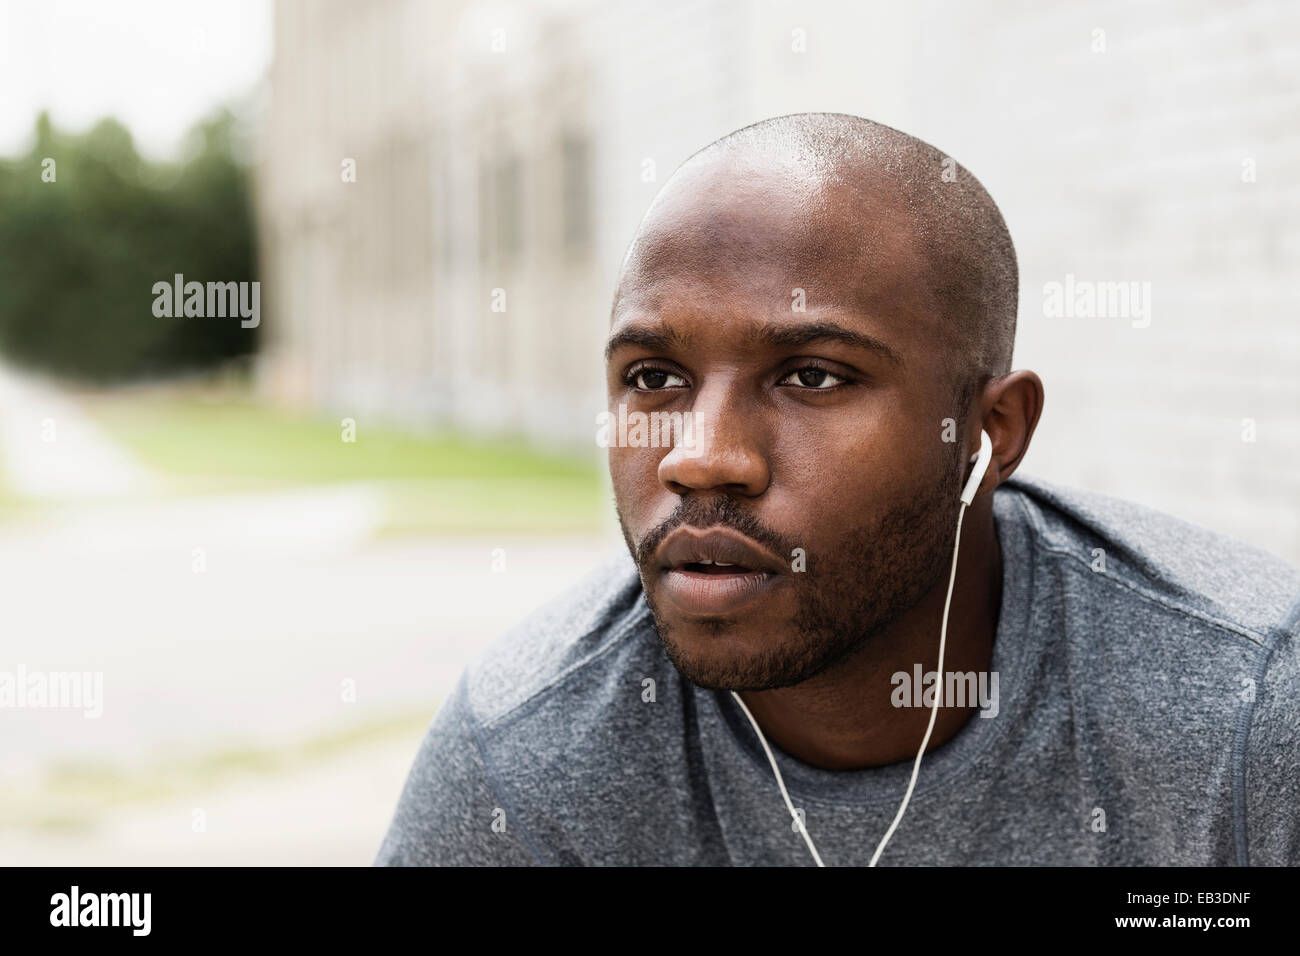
[894,0,1300,563]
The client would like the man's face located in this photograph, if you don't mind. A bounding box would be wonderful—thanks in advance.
[606,155,968,692]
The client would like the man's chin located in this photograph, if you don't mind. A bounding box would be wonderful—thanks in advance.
[649,613,825,692]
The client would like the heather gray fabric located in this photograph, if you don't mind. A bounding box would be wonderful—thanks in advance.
[375,473,1300,866]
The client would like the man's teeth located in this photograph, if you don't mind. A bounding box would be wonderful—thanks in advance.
[697,559,734,567]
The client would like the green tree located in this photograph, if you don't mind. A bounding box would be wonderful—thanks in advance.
[0,109,259,381]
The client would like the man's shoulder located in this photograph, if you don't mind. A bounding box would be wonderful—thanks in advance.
[996,473,1300,864]
[997,472,1300,645]
[375,550,685,866]
[460,549,662,730]
[440,551,704,864]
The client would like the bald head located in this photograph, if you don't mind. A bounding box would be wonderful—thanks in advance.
[606,114,1043,696]
[615,112,1018,403]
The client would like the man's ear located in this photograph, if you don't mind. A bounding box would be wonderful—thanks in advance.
[977,370,1045,487]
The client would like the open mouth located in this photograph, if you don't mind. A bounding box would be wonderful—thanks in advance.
[653,526,786,615]
[678,559,756,575]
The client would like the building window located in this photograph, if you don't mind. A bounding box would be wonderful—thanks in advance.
[479,150,521,264]
[494,153,522,261]
[560,132,591,255]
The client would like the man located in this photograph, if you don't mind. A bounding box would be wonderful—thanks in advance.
[376,113,1300,866]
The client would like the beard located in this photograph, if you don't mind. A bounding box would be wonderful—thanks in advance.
[617,443,965,692]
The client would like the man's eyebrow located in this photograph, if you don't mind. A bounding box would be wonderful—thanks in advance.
[746,320,904,366]
[604,324,690,362]
[605,319,903,366]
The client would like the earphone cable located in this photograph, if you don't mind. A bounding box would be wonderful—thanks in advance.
[732,497,971,868]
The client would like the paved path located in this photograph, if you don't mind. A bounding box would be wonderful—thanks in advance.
[1,736,420,866]
[0,526,616,775]
[0,365,627,863]
[1,531,617,864]
[0,365,154,498]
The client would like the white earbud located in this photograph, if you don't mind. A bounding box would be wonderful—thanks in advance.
[732,427,996,867]
[961,429,993,506]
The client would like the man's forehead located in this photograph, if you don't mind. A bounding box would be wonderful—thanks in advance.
[613,159,938,332]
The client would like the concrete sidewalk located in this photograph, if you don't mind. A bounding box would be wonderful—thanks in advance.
[1,735,420,866]
[0,365,623,864]
[0,365,154,499]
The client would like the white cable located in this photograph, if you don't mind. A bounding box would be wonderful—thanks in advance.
[868,498,968,866]
[734,498,971,868]
[731,688,826,867]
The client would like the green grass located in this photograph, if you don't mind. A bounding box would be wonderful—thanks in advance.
[81,392,606,536]
[0,457,35,522]
[86,394,594,482]
[379,476,606,536]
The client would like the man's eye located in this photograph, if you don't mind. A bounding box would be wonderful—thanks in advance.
[780,366,846,389]
[628,368,687,390]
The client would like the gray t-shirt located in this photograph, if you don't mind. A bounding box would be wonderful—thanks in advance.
[374,473,1300,866]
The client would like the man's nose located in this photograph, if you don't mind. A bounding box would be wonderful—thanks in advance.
[657,386,770,497]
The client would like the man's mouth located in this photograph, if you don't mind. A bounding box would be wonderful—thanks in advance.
[653,527,786,616]
[660,564,779,616]
[678,558,753,575]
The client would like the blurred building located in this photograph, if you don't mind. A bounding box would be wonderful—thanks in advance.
[257,0,1299,562]
[256,0,704,447]
[257,0,898,446]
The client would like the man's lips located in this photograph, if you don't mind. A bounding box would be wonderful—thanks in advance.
[653,527,786,615]
[655,526,785,574]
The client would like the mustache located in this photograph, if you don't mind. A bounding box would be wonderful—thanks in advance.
[635,496,797,569]
[627,439,968,570]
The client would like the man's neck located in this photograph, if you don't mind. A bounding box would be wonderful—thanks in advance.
[734,502,1003,771]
